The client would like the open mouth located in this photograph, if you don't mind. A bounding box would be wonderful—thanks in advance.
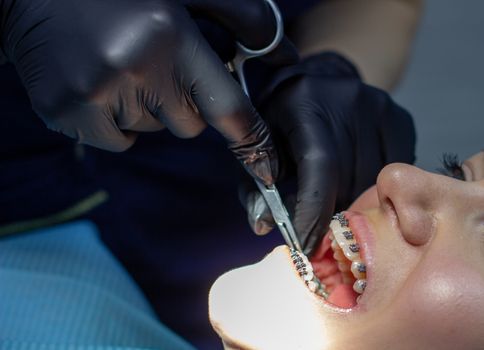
[291,212,370,309]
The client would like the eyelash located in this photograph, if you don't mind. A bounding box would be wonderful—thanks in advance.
[438,153,465,180]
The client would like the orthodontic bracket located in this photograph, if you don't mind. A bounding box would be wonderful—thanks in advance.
[290,248,329,299]
[333,213,349,227]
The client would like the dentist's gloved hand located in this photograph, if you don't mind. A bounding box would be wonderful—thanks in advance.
[240,52,416,256]
[0,0,294,185]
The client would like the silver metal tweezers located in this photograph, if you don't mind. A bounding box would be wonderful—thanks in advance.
[254,180,303,252]
[228,0,303,253]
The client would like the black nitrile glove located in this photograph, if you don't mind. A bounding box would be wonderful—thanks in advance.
[240,52,416,256]
[0,0,297,185]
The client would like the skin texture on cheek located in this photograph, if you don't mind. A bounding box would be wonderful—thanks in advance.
[394,258,484,348]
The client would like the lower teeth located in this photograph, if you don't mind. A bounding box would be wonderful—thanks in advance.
[290,249,329,299]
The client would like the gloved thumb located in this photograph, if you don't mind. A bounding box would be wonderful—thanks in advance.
[238,169,275,235]
[258,36,299,67]
[246,191,275,235]
[184,0,298,65]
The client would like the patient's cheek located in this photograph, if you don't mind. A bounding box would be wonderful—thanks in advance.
[398,259,484,345]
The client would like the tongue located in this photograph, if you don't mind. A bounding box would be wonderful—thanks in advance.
[328,284,358,308]
[310,233,337,276]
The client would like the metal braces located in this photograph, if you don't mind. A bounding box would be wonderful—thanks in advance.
[290,248,329,299]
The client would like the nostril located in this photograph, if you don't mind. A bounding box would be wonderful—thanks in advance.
[381,196,401,233]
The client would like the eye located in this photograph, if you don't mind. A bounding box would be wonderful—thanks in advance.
[437,153,465,180]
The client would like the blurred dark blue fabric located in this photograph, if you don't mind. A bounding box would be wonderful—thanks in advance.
[0,220,195,349]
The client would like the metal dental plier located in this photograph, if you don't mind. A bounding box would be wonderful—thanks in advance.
[253,181,303,252]
[227,0,303,253]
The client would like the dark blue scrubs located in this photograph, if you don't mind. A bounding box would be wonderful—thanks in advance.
[0,1,321,348]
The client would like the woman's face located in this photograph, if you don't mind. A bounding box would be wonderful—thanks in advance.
[209,152,484,350]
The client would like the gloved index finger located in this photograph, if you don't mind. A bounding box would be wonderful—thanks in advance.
[293,121,340,256]
[276,107,341,256]
[184,0,276,51]
[185,0,298,67]
[178,25,278,186]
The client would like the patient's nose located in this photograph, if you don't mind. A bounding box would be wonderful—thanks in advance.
[376,163,441,246]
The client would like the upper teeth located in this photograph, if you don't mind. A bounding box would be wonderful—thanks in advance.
[351,261,366,279]
[330,214,367,295]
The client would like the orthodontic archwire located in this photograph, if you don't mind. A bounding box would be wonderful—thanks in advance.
[288,212,350,299]
[290,248,329,299]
